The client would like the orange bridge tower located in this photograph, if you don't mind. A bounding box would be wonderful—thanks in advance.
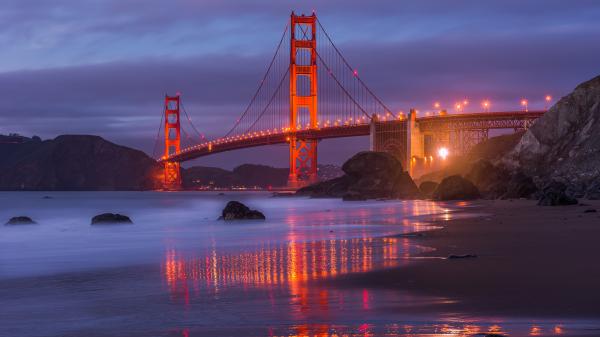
[288,12,318,188]
[164,95,182,189]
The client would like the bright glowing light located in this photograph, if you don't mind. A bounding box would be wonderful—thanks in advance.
[437,147,449,160]
[434,102,440,109]
[463,99,469,105]
[545,95,552,102]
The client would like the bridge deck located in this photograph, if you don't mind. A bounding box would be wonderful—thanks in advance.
[162,110,545,163]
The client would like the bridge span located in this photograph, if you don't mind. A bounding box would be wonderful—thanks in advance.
[156,12,545,189]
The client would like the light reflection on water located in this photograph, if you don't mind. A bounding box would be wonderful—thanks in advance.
[0,192,594,337]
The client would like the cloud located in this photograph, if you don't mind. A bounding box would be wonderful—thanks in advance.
[1,0,599,167]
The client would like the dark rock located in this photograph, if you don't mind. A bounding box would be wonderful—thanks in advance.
[91,213,133,225]
[447,254,478,259]
[296,175,353,198]
[393,172,421,199]
[342,191,367,201]
[297,151,420,200]
[220,201,265,220]
[537,181,578,206]
[584,208,597,213]
[5,216,37,225]
[419,181,439,198]
[500,170,538,199]
[342,151,402,178]
[432,175,481,200]
[585,180,600,200]
[466,159,507,196]
[508,75,600,192]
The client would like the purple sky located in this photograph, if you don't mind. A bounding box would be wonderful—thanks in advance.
[1,0,599,168]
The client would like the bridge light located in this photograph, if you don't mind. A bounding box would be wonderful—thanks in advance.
[521,98,528,112]
[463,99,469,106]
[437,147,449,160]
[545,95,552,109]
[482,100,490,112]
[455,103,462,112]
[434,102,440,109]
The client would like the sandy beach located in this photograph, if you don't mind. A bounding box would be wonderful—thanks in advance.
[332,199,600,319]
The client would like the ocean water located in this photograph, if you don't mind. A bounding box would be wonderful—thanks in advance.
[0,192,592,336]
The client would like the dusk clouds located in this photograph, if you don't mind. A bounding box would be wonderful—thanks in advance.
[1,0,599,167]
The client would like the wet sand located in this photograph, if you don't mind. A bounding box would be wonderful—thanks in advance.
[332,199,600,319]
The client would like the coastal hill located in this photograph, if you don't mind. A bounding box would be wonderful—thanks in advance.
[183,163,343,189]
[0,135,162,190]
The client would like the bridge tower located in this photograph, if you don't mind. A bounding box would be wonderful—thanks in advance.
[163,95,182,189]
[288,12,318,188]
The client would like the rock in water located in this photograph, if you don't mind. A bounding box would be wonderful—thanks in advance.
[220,201,265,220]
[537,181,578,206]
[5,216,36,225]
[432,175,481,201]
[297,151,420,200]
[508,75,600,193]
[419,181,439,198]
[91,213,133,225]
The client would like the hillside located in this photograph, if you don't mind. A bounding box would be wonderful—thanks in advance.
[0,135,162,190]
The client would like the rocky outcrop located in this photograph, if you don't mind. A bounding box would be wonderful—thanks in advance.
[0,135,162,190]
[297,151,420,200]
[419,181,438,198]
[537,181,578,206]
[432,175,480,201]
[5,216,37,225]
[220,201,265,220]
[507,75,600,196]
[466,159,538,199]
[91,213,133,225]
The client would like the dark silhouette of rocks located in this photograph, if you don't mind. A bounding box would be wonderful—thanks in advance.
[183,164,342,189]
[0,135,162,190]
[419,181,438,198]
[465,159,538,199]
[447,254,477,259]
[220,201,265,220]
[432,175,480,201]
[508,75,600,198]
[297,151,420,200]
[91,213,133,225]
[537,181,578,206]
[5,216,37,225]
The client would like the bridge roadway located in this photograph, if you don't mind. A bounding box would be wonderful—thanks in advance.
[162,110,545,163]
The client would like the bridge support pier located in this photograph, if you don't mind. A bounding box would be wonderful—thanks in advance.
[163,95,182,190]
[288,12,319,188]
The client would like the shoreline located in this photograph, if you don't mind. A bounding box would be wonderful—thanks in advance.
[329,199,600,319]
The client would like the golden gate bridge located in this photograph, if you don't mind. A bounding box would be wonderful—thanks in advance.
[155,12,545,190]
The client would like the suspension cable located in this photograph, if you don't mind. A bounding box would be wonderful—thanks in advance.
[316,18,395,117]
[180,100,205,140]
[152,103,165,159]
[222,24,289,138]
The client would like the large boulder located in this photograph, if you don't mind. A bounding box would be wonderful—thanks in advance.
[342,151,402,178]
[91,213,133,225]
[432,175,481,201]
[220,201,265,220]
[419,181,439,198]
[507,75,600,192]
[537,181,578,206]
[502,171,538,199]
[5,216,37,225]
[297,151,420,200]
[465,159,508,197]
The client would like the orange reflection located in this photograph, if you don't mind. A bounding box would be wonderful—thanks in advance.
[163,236,402,298]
